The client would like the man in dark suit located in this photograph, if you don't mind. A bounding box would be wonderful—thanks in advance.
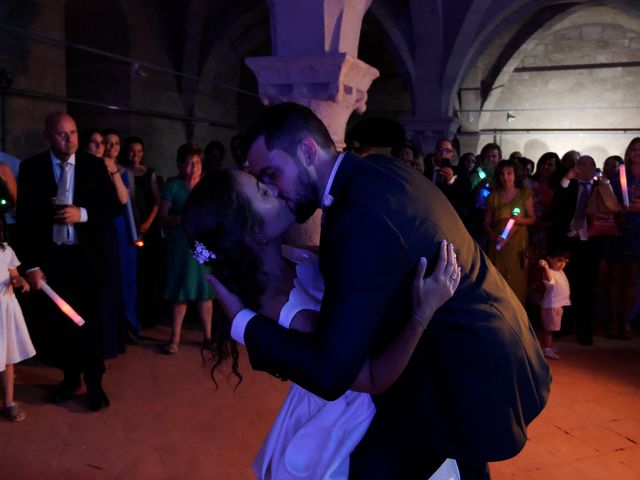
[211,104,550,479]
[549,155,601,345]
[16,112,121,411]
[425,138,474,225]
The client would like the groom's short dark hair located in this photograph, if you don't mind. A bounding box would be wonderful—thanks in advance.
[243,102,337,158]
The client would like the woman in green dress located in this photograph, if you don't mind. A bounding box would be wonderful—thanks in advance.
[484,159,536,306]
[159,144,213,354]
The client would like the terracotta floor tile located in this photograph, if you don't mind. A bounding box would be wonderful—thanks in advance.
[608,447,640,474]
[527,417,564,437]
[606,418,640,445]
[541,404,595,430]
[566,423,636,452]
[493,438,564,472]
[501,463,589,480]
[569,400,626,423]
[529,430,599,462]
[571,451,640,480]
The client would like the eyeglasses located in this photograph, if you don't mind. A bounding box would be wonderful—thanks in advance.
[438,147,453,154]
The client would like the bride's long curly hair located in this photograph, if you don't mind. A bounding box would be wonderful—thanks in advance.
[182,169,268,388]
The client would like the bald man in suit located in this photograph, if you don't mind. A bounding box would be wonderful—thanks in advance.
[17,113,121,411]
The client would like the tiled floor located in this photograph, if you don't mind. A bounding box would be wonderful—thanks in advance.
[491,335,640,479]
[1,327,639,479]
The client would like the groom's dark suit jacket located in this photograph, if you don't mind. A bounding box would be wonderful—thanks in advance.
[244,153,551,478]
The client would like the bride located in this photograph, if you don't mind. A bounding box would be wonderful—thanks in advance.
[183,169,461,480]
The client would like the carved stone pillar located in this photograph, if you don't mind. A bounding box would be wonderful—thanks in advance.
[246,0,379,246]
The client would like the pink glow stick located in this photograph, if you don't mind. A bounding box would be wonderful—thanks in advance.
[40,281,85,326]
[619,164,629,207]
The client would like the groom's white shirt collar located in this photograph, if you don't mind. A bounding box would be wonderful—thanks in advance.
[231,151,347,345]
[321,152,345,210]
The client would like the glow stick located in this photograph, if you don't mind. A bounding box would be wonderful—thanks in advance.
[496,207,521,250]
[477,167,486,180]
[40,281,85,326]
[124,199,144,247]
[619,164,629,207]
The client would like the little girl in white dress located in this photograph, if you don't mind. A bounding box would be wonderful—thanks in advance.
[0,241,35,422]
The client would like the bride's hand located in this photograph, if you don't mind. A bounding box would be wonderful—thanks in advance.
[205,273,245,320]
[411,240,461,330]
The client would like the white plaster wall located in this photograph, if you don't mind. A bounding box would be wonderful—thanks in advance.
[471,5,640,164]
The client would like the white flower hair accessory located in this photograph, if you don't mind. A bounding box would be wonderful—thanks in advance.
[192,241,217,264]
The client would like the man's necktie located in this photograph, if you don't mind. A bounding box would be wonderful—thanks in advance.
[53,161,73,245]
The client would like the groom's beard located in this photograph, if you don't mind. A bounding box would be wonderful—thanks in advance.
[292,169,320,223]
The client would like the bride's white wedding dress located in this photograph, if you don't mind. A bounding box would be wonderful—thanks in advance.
[253,246,460,480]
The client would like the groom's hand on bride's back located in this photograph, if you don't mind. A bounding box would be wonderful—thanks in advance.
[205,274,244,319]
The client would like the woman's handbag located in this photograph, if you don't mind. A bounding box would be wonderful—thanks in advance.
[588,214,619,236]
[585,181,622,236]
[585,181,623,215]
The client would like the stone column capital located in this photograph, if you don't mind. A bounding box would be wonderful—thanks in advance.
[246,53,379,150]
[246,53,379,112]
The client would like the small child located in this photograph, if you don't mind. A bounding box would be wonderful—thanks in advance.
[538,246,571,360]
[0,224,34,421]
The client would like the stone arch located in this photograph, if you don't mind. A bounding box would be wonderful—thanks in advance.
[353,9,412,124]
[191,3,270,155]
[366,2,414,86]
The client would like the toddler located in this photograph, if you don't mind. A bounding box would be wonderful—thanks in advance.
[538,246,571,360]
[0,226,34,421]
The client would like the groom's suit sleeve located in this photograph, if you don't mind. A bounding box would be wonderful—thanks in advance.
[243,206,425,400]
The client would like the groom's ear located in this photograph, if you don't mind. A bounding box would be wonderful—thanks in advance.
[299,138,318,167]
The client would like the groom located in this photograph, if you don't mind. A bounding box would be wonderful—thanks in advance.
[212,103,551,479]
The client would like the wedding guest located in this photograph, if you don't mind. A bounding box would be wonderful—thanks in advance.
[549,150,579,189]
[470,143,502,245]
[16,113,120,411]
[549,155,601,345]
[459,152,476,173]
[392,141,424,174]
[517,157,535,189]
[528,152,560,310]
[538,245,571,360]
[0,162,18,244]
[230,134,248,171]
[531,153,560,232]
[484,159,535,306]
[602,155,622,181]
[80,129,105,158]
[0,152,19,245]
[203,140,226,175]
[471,143,502,191]
[426,139,473,226]
[122,136,163,327]
[159,144,213,354]
[607,138,640,339]
[101,129,138,355]
[0,217,34,421]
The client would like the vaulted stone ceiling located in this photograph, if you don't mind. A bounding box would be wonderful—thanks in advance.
[2,0,640,165]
